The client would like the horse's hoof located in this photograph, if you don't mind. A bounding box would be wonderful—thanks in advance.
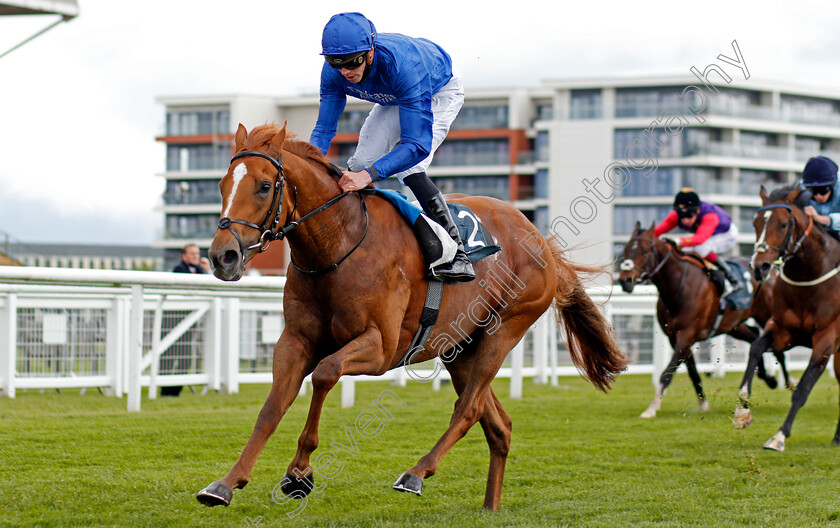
[764,377,778,390]
[280,471,314,497]
[698,400,710,413]
[392,472,423,496]
[763,431,786,451]
[196,481,232,507]
[639,407,657,419]
[732,407,753,429]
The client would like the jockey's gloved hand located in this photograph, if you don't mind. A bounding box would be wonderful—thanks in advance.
[660,236,679,248]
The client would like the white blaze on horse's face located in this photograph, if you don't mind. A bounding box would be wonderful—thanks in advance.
[223,163,248,218]
[751,210,773,270]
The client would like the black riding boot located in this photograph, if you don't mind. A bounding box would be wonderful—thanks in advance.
[424,193,475,282]
[716,259,744,293]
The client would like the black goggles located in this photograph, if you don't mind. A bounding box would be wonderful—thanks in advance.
[676,209,698,219]
[325,52,367,69]
[809,184,833,196]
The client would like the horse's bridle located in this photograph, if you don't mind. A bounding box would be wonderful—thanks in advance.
[753,203,813,267]
[216,150,370,276]
[619,236,672,283]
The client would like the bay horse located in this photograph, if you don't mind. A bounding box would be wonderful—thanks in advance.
[735,184,840,450]
[618,221,789,419]
[196,123,628,510]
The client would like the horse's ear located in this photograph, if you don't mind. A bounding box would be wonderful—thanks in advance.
[235,123,247,148]
[270,121,288,152]
[648,220,656,231]
[788,185,803,203]
[759,185,769,205]
[634,220,641,232]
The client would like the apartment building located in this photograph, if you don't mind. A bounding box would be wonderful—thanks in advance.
[156,75,840,272]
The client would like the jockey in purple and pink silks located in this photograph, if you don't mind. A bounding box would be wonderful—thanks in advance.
[654,187,745,292]
[310,12,474,282]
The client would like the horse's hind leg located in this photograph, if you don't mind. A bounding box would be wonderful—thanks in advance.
[197,334,316,506]
[394,325,525,505]
[683,352,709,413]
[440,354,511,510]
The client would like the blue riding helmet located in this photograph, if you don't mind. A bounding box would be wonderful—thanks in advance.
[321,12,377,56]
[802,155,839,187]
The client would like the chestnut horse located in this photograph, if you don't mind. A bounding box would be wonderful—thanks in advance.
[735,184,840,450]
[196,123,628,510]
[618,221,788,419]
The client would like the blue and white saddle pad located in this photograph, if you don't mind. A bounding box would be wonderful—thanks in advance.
[373,189,502,263]
[722,260,752,310]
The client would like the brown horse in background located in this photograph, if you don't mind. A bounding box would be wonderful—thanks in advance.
[735,184,840,450]
[618,221,789,419]
[196,123,628,510]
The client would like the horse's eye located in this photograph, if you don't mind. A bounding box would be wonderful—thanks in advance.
[259,182,272,194]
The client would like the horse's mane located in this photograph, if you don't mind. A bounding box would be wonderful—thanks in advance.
[767,183,811,209]
[242,123,337,179]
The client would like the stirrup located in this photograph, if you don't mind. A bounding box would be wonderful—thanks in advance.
[429,251,475,282]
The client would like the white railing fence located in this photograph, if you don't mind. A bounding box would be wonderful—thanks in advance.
[0,269,813,411]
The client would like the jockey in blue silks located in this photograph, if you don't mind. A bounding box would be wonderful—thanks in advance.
[310,12,474,282]
[800,155,840,237]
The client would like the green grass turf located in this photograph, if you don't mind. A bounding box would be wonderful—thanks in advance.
[2,371,840,527]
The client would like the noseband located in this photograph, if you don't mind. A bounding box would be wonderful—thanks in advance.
[216,150,369,276]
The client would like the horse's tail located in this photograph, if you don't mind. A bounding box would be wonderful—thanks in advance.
[548,237,629,392]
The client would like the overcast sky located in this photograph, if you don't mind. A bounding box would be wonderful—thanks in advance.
[1,0,838,245]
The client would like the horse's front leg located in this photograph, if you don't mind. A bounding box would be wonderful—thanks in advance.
[733,327,776,429]
[764,336,835,451]
[641,332,691,419]
[197,333,316,507]
[280,326,388,498]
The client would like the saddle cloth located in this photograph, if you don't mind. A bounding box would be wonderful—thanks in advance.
[707,259,753,310]
[373,189,502,264]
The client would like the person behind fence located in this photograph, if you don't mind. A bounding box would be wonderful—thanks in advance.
[309,12,474,282]
[162,244,207,396]
[173,243,210,274]
[800,155,840,238]
[654,187,744,293]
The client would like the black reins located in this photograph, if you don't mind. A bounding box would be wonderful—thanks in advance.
[216,150,370,276]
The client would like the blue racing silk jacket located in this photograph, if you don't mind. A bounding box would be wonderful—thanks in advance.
[805,179,840,233]
[309,32,454,181]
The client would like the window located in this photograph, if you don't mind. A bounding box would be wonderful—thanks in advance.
[613,204,672,235]
[570,89,602,119]
[451,105,509,130]
[431,176,509,200]
[431,139,509,166]
[166,143,231,171]
[166,109,230,136]
[164,180,222,205]
[535,131,549,162]
[165,214,218,239]
[336,110,369,134]
[618,167,679,197]
[781,95,840,127]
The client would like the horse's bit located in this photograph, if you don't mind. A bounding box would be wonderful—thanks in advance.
[216,150,370,276]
